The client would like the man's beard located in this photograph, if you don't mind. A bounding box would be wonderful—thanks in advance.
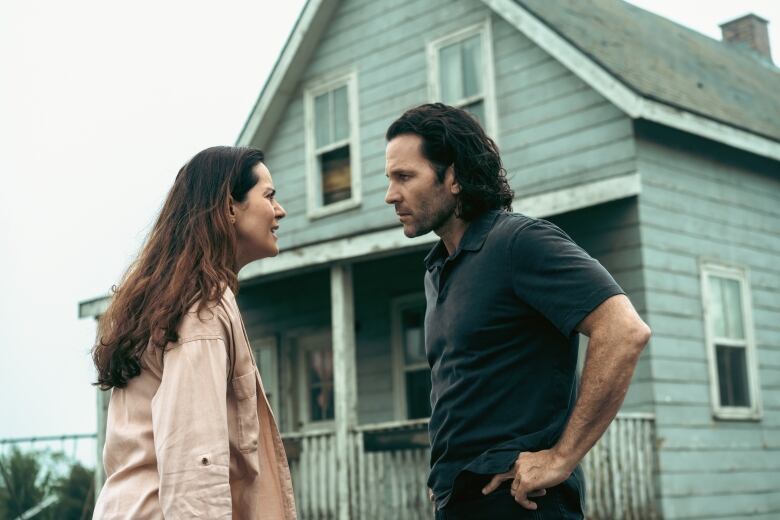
[405,196,457,238]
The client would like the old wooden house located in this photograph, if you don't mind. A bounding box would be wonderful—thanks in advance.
[81,0,780,518]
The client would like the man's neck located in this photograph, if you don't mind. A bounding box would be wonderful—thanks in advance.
[435,214,469,256]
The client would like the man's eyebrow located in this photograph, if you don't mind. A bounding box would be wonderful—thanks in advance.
[387,169,412,176]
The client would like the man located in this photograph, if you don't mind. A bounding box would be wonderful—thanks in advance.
[384,103,651,519]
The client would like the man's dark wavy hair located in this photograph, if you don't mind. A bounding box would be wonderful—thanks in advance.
[385,103,513,221]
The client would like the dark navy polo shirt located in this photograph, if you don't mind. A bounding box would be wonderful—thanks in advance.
[423,210,624,508]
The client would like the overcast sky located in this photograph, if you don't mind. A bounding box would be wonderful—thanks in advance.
[1,0,778,466]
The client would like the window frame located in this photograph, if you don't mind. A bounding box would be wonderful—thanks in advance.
[294,329,336,430]
[252,335,281,424]
[391,293,430,421]
[426,18,498,140]
[700,261,762,420]
[303,70,362,220]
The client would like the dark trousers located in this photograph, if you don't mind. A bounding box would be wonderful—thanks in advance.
[435,481,583,520]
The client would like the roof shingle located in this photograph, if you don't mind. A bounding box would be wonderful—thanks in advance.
[516,0,780,142]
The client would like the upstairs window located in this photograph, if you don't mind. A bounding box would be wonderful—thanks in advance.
[701,263,762,420]
[304,72,361,218]
[428,20,497,137]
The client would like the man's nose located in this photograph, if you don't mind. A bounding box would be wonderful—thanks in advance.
[385,183,400,205]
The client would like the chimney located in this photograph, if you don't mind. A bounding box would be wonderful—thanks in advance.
[720,14,772,62]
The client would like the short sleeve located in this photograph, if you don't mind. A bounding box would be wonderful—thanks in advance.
[510,219,624,337]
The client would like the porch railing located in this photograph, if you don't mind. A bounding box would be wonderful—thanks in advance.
[282,413,657,520]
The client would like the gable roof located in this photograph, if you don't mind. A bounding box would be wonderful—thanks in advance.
[237,0,338,150]
[238,0,780,161]
[516,0,780,143]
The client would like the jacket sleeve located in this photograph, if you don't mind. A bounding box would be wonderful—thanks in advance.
[151,337,233,519]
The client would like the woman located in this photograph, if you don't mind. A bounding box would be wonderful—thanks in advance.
[92,146,296,519]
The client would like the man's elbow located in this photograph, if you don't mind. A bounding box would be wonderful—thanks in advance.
[628,321,651,354]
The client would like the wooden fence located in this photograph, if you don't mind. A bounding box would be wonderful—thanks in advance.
[283,413,657,519]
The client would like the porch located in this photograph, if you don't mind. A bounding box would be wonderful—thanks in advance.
[282,414,658,520]
[233,222,660,518]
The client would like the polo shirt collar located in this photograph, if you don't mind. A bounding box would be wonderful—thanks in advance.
[424,210,502,271]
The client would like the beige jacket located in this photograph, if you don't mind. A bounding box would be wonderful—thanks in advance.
[93,288,296,519]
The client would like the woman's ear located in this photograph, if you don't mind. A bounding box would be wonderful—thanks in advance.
[228,196,237,224]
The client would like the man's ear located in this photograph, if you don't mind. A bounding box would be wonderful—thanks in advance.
[446,165,461,194]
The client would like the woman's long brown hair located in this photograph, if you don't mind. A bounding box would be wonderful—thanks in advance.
[92,146,265,389]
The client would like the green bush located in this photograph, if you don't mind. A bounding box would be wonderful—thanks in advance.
[0,448,94,520]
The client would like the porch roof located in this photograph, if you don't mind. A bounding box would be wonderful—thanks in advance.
[77,172,640,317]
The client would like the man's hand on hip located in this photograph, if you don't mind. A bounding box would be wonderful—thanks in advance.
[481,449,570,510]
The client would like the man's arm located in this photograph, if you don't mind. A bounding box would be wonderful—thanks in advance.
[482,294,651,509]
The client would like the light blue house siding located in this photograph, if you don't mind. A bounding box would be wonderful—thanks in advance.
[236,199,646,432]
[636,124,780,519]
[80,1,779,516]
[243,0,658,515]
[254,0,649,436]
[225,0,780,515]
[237,249,430,430]
[256,0,635,251]
[548,198,652,414]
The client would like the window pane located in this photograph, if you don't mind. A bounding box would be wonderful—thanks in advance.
[461,34,482,98]
[332,86,349,142]
[320,145,351,205]
[405,369,432,419]
[716,344,750,407]
[310,385,335,421]
[710,276,745,339]
[257,346,276,411]
[439,42,463,103]
[314,92,331,148]
[402,307,426,365]
[462,100,485,125]
[307,348,334,421]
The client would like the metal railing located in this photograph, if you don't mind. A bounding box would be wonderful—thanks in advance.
[0,433,97,466]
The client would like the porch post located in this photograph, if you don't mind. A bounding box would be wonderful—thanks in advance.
[94,310,110,501]
[95,388,109,495]
[330,263,358,519]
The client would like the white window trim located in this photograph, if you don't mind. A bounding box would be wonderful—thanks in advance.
[293,329,336,431]
[391,293,429,421]
[426,18,499,141]
[303,70,362,220]
[700,261,762,420]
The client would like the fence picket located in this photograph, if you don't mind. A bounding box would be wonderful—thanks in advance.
[282,415,656,519]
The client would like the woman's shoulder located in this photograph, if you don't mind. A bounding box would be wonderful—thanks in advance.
[176,287,239,345]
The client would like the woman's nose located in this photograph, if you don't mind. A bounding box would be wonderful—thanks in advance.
[275,201,287,219]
